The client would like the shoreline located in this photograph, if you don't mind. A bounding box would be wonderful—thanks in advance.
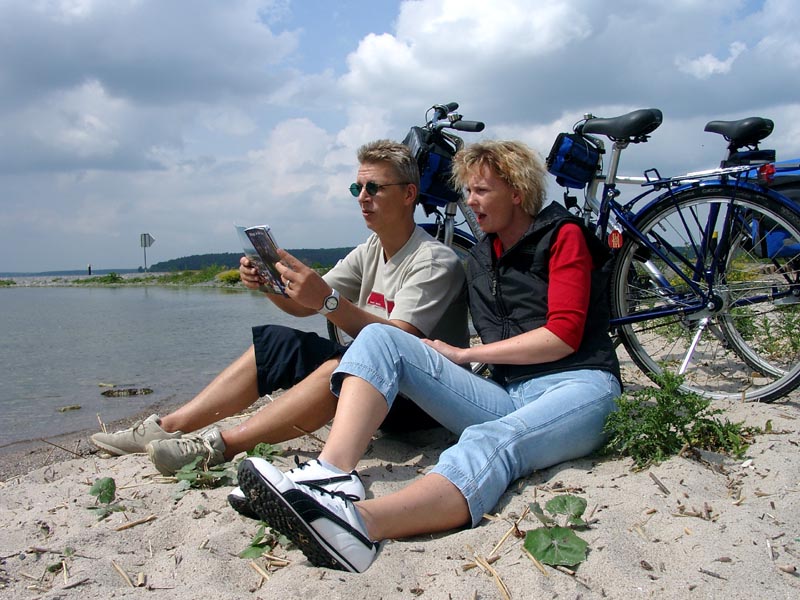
[0,395,188,481]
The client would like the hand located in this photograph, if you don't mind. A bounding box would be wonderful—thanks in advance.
[274,249,331,311]
[422,338,469,365]
[239,256,264,290]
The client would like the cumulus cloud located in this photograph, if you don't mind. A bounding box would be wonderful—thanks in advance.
[676,41,748,79]
[2,0,800,272]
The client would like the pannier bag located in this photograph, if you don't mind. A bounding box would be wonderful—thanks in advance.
[402,126,460,207]
[546,133,602,189]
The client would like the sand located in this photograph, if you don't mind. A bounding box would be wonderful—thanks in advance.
[2,378,799,599]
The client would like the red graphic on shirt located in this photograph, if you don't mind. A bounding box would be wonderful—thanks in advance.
[367,291,395,315]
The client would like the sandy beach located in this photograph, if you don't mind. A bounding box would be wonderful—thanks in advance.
[2,361,799,599]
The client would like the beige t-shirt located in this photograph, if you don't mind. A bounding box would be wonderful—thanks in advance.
[323,226,469,346]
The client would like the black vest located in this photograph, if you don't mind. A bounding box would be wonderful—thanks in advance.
[466,202,621,386]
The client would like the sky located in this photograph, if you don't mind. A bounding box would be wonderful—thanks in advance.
[2,0,799,273]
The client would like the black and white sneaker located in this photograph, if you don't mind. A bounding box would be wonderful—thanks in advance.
[228,457,365,520]
[227,486,259,520]
[238,457,379,573]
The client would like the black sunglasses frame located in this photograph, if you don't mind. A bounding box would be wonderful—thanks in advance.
[349,181,410,197]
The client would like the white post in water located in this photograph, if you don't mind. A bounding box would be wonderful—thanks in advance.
[140,233,155,271]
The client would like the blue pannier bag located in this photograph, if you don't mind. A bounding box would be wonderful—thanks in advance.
[546,133,602,189]
[402,126,460,208]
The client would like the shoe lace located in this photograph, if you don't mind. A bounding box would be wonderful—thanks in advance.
[127,419,147,434]
[174,434,218,468]
[304,482,360,504]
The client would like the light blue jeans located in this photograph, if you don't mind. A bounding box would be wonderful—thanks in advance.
[331,324,621,527]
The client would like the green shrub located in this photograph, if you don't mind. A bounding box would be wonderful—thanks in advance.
[75,272,124,285]
[603,372,758,468]
[155,265,227,285]
[216,269,241,285]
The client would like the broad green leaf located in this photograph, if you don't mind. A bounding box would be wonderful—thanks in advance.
[545,494,587,520]
[529,502,556,526]
[239,544,268,559]
[89,477,116,504]
[524,526,588,567]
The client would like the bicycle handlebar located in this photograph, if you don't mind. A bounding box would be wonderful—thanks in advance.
[431,102,460,121]
[451,119,485,132]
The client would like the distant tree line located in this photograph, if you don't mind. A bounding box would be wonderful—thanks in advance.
[150,248,354,272]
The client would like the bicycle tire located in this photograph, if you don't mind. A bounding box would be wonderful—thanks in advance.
[326,225,488,375]
[611,184,800,402]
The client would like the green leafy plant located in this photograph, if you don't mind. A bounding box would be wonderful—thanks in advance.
[75,272,125,285]
[604,371,758,468]
[174,457,237,490]
[524,495,589,568]
[87,477,126,520]
[156,265,228,285]
[240,524,275,559]
[239,523,292,559]
[247,442,282,460]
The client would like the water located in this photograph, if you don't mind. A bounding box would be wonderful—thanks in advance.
[0,286,328,449]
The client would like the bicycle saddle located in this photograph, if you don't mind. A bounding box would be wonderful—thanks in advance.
[580,108,663,140]
[704,117,774,146]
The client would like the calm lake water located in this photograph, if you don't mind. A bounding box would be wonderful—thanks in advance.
[0,286,328,449]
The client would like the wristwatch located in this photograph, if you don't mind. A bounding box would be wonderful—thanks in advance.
[318,288,340,315]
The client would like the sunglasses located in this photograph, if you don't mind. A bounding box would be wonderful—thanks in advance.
[349,181,409,197]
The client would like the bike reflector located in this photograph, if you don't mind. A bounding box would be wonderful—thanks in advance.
[758,163,776,183]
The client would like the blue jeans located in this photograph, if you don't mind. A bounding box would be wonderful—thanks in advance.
[331,323,621,527]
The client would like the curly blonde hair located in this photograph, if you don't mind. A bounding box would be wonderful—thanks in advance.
[451,140,547,217]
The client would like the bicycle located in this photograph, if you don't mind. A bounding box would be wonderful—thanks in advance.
[553,108,800,402]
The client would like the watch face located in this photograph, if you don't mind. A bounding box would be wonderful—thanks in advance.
[325,296,339,310]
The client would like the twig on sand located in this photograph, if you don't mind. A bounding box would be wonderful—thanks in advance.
[490,505,530,557]
[115,515,156,531]
[249,560,271,582]
[523,549,549,576]
[649,472,671,495]
[473,554,511,600]
[111,560,134,588]
[63,577,90,589]
[39,439,83,458]
[698,567,727,580]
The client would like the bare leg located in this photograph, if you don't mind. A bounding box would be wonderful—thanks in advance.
[357,474,470,540]
[160,346,263,434]
[316,374,471,540]
[220,359,341,458]
[317,375,389,471]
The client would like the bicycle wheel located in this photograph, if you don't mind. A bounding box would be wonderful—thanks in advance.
[611,185,800,402]
[327,225,487,375]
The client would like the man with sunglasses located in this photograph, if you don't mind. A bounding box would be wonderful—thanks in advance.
[91,140,468,493]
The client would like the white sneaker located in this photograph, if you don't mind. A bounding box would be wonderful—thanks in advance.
[146,428,226,476]
[237,457,379,572]
[228,458,365,520]
[90,414,183,455]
